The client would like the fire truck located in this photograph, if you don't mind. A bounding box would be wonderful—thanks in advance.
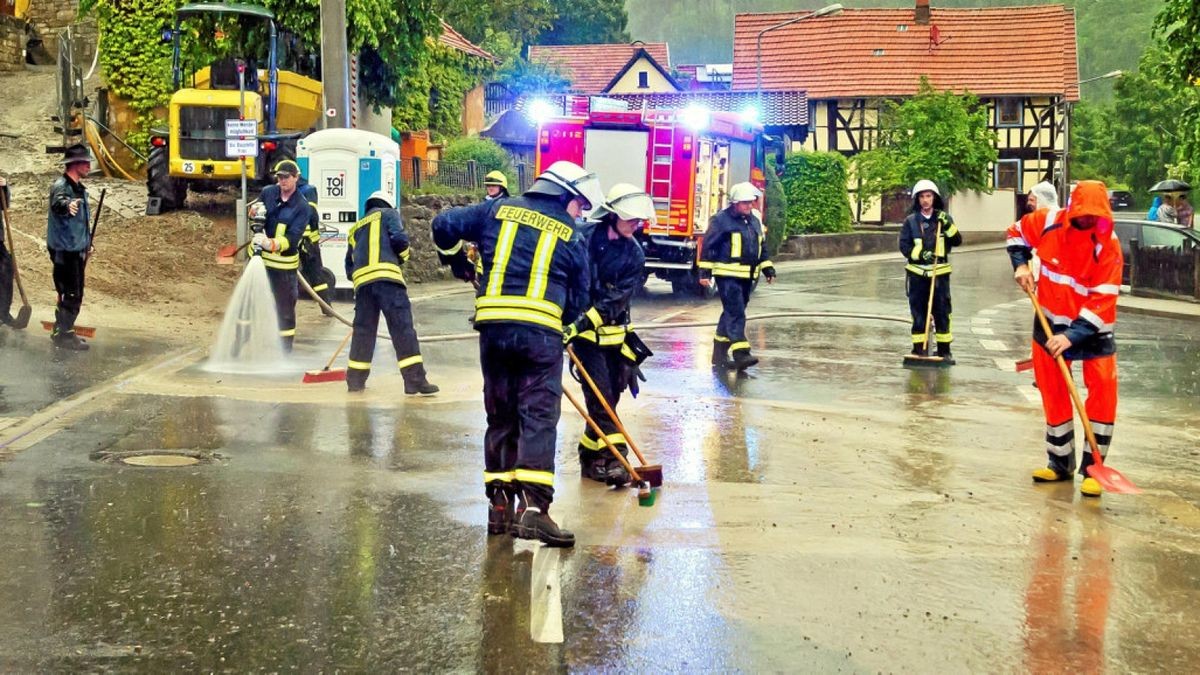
[535,105,769,295]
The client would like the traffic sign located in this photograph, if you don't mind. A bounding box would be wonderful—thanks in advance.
[225,138,258,158]
[225,119,257,138]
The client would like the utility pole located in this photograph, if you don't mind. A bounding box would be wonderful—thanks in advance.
[320,0,351,129]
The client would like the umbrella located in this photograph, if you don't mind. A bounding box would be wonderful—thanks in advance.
[1150,179,1191,193]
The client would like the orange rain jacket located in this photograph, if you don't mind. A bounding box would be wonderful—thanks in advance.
[1006,180,1123,360]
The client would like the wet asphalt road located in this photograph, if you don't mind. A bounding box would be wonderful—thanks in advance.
[1,247,1199,672]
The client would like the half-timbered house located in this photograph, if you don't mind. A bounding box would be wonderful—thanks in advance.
[732,1,1079,222]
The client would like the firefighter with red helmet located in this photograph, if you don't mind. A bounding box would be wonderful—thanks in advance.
[1007,180,1123,497]
[432,160,599,547]
[563,183,653,486]
[699,182,776,370]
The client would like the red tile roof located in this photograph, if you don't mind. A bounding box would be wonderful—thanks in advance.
[529,42,671,94]
[732,6,1079,101]
[439,20,497,63]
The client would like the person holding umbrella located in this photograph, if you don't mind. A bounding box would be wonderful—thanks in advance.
[1149,179,1193,227]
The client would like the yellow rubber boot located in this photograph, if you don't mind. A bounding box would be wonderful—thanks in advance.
[1080,477,1103,497]
[1032,467,1071,482]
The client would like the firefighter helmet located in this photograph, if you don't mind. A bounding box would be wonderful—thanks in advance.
[273,159,301,176]
[911,179,945,211]
[365,190,394,210]
[729,182,761,203]
[483,171,508,188]
[527,161,605,211]
[593,183,656,223]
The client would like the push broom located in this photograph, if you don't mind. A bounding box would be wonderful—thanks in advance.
[566,345,663,488]
[563,387,657,506]
[902,216,950,368]
[302,330,353,383]
[1026,288,1140,495]
[0,185,31,329]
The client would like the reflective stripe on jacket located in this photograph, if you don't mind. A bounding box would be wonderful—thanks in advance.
[345,207,409,289]
[432,195,590,334]
[575,220,645,347]
[699,206,773,279]
[257,184,308,270]
[899,210,961,277]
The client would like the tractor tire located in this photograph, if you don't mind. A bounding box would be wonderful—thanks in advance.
[146,146,186,212]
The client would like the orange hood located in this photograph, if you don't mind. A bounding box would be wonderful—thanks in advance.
[1066,180,1113,223]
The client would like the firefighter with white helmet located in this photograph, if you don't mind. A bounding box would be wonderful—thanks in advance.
[899,179,962,362]
[344,190,438,395]
[483,171,509,201]
[564,183,654,486]
[699,181,776,370]
[431,160,595,547]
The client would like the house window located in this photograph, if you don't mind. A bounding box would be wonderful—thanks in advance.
[995,159,1021,190]
[638,71,649,89]
[996,98,1022,127]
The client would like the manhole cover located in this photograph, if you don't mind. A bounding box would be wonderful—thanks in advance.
[120,454,201,467]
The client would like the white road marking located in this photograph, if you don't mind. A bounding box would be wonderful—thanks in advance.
[979,339,1008,351]
[971,326,995,336]
[1017,386,1041,404]
[993,357,1017,371]
[971,317,993,325]
[529,545,564,643]
[978,308,1000,316]
[0,418,21,433]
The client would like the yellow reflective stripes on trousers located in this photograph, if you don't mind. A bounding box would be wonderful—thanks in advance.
[714,334,731,343]
[311,283,329,292]
[514,468,554,486]
[397,355,423,369]
[348,359,371,370]
[486,221,519,295]
[279,328,296,337]
[730,340,750,353]
[527,231,558,300]
[580,432,628,450]
[731,232,743,258]
[484,470,514,484]
[905,263,952,277]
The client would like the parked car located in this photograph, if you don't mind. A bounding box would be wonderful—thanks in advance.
[1108,189,1134,210]
[1112,219,1200,285]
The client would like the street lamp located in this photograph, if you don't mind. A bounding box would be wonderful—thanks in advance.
[755,4,844,107]
[1059,70,1122,200]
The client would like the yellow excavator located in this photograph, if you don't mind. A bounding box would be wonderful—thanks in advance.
[147,2,322,212]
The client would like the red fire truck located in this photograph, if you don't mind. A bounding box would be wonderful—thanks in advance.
[535,105,769,295]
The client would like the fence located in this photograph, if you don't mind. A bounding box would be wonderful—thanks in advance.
[1129,239,1198,299]
[401,157,532,193]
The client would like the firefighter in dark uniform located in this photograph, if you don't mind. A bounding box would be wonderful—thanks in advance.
[291,161,333,308]
[483,171,509,201]
[252,160,309,352]
[562,183,653,486]
[432,160,600,548]
[899,179,962,362]
[700,182,776,370]
[344,191,438,395]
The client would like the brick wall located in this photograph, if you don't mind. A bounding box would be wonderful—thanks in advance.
[0,14,22,72]
[25,0,80,40]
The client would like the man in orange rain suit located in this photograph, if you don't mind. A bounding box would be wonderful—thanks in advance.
[1006,180,1122,497]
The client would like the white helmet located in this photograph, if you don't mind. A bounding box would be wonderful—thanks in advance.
[912,179,940,197]
[729,182,762,203]
[528,161,605,212]
[365,190,394,209]
[1030,181,1059,209]
[592,183,656,223]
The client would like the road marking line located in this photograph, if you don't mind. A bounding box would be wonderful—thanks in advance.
[993,357,1017,371]
[979,339,1008,351]
[649,308,690,323]
[0,418,21,432]
[971,317,992,325]
[971,326,995,336]
[1017,386,1041,404]
[529,545,564,643]
[979,308,1000,316]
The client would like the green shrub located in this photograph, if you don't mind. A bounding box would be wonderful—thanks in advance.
[780,152,853,234]
[441,137,515,185]
[764,156,788,254]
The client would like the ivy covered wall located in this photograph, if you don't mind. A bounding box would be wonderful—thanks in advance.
[392,40,494,141]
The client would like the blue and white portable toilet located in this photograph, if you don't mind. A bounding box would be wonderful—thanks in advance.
[296,128,402,291]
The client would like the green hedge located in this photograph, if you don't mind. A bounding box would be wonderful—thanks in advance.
[764,156,788,254]
[441,137,515,183]
[780,151,853,234]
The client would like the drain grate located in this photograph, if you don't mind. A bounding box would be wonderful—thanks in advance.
[90,449,221,467]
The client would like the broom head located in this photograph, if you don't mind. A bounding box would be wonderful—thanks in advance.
[302,368,347,384]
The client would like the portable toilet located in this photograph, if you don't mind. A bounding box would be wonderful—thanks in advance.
[296,128,402,291]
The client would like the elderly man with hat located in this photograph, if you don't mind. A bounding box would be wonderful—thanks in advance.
[45,143,94,350]
[699,182,776,370]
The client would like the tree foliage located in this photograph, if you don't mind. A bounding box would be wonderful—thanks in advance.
[479,30,570,96]
[853,78,997,203]
[779,152,853,234]
[433,0,555,46]
[537,0,629,45]
[392,41,495,140]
